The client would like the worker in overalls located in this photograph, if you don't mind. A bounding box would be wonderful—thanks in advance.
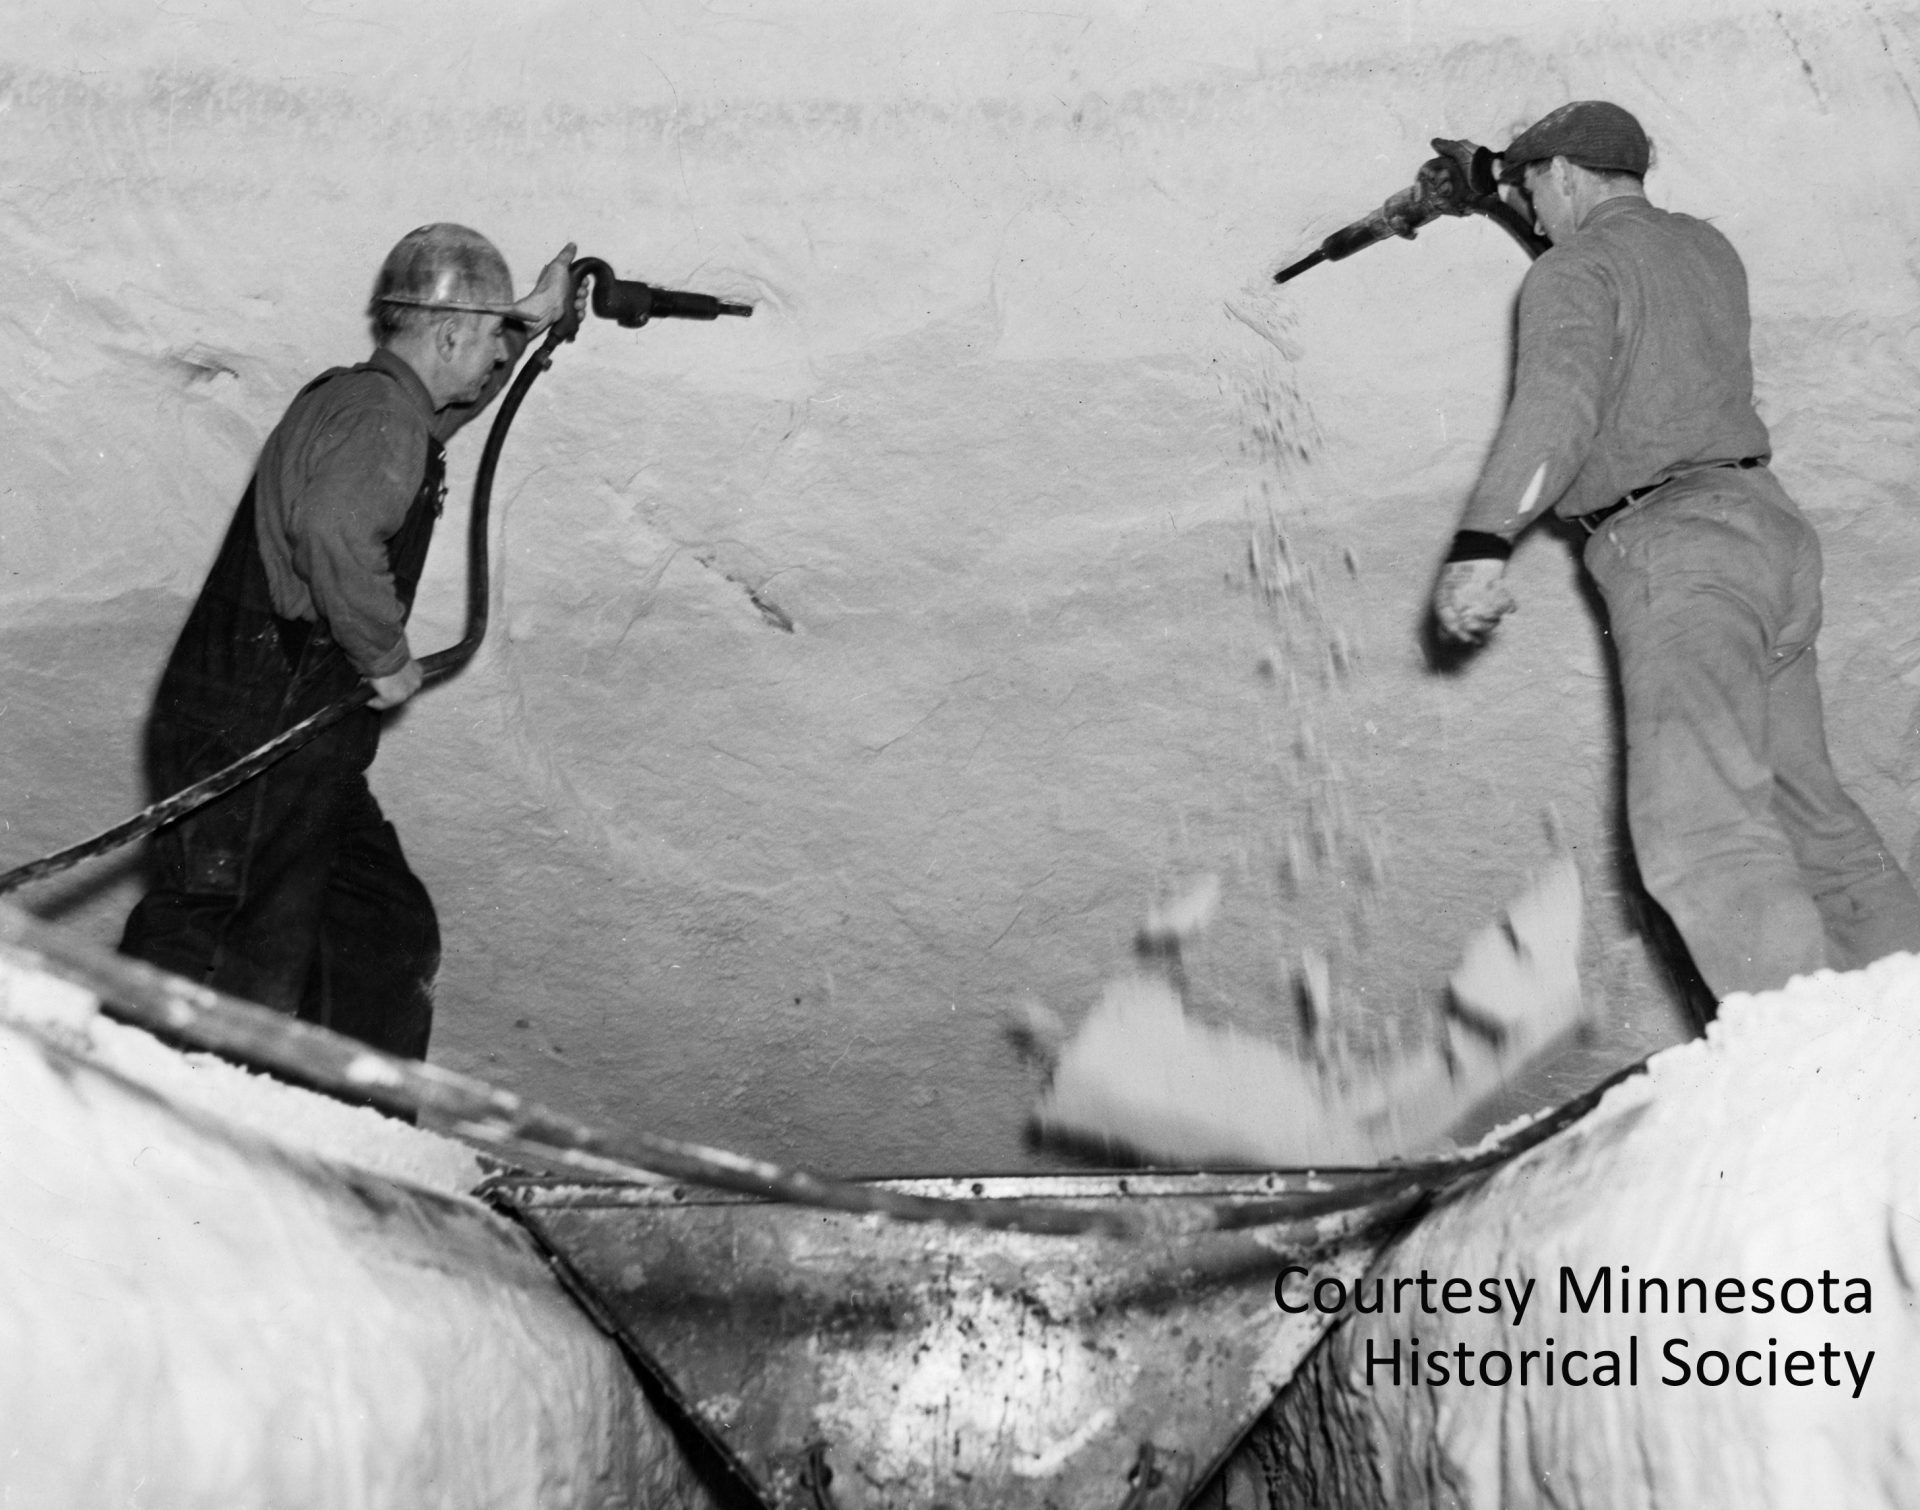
[121,224,574,1059]
[1431,101,1920,1001]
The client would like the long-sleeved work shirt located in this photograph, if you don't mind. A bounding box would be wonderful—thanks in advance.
[1459,196,1772,537]
[253,346,438,678]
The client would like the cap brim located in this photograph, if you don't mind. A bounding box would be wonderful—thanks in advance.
[376,294,523,318]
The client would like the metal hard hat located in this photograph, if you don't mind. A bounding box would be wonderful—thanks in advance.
[370,223,516,317]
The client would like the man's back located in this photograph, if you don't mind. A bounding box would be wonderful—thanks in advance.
[1460,196,1775,535]
[1524,197,1773,516]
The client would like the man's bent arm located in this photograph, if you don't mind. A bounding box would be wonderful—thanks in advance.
[1456,256,1616,542]
[288,405,427,679]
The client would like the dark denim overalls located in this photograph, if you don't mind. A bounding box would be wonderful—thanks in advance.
[122,363,445,1059]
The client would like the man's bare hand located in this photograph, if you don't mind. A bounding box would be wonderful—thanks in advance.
[504,241,580,333]
[1433,559,1517,644]
[367,659,425,710]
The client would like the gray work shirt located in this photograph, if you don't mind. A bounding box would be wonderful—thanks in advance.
[1460,196,1772,537]
[252,346,437,679]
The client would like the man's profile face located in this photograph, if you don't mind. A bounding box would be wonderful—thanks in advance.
[1518,159,1577,244]
[443,313,511,403]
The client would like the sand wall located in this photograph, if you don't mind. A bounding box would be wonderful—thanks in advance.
[2,0,1918,1169]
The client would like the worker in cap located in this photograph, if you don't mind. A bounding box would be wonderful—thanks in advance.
[1429,102,1920,1004]
[1496,99,1652,182]
[120,226,580,1077]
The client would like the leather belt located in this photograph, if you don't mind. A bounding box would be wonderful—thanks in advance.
[1575,456,1767,535]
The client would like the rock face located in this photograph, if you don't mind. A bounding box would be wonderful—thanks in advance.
[1206,954,1920,1509]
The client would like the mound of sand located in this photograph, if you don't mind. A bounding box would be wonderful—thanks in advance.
[1216,951,1920,1509]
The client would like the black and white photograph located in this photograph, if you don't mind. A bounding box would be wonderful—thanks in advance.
[1,2,1914,1505]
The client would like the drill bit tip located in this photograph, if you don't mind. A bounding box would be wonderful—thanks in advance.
[1273,250,1326,285]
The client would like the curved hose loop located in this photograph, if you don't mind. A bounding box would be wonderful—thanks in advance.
[0,320,573,897]
[423,318,570,684]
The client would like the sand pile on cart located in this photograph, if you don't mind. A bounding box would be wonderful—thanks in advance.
[1209,951,1920,1510]
[0,945,715,1510]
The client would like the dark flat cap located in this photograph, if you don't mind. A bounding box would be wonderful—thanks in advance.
[1499,101,1650,182]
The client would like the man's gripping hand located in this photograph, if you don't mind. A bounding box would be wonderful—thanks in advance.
[506,242,584,334]
[1432,534,1517,645]
[367,659,425,710]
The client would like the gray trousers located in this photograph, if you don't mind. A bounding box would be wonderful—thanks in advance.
[1583,467,1920,998]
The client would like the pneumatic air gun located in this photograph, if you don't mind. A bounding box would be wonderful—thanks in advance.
[560,257,754,332]
[1272,138,1550,284]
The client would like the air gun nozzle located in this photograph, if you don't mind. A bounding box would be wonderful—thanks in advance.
[1273,251,1327,285]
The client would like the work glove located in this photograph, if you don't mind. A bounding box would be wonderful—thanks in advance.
[1433,557,1516,644]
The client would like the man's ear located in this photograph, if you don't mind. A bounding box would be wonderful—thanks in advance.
[432,315,462,363]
